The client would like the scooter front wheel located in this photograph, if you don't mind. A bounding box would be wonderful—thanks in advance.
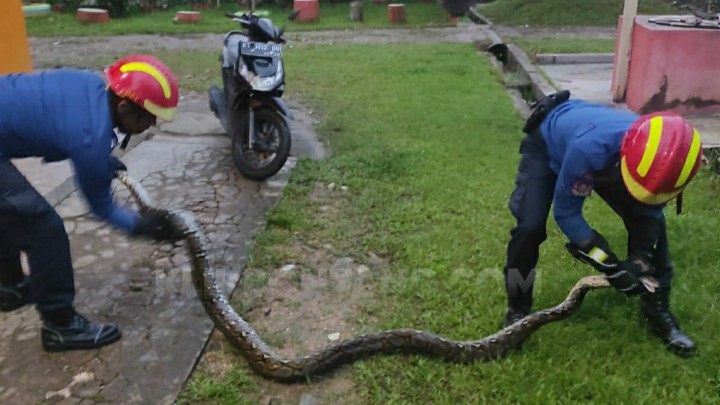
[231,108,291,181]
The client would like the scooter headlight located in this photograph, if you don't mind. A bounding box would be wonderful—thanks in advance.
[250,61,284,92]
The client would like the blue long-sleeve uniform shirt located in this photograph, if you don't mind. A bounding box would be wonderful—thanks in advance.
[540,99,663,244]
[0,70,140,233]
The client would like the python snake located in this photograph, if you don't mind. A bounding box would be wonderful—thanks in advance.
[118,174,612,382]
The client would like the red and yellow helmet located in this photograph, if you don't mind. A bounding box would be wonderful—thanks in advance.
[105,55,179,122]
[620,113,703,205]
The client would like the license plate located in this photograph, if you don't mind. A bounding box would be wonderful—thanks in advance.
[240,42,282,58]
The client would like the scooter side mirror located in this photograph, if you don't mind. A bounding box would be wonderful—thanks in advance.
[278,9,299,39]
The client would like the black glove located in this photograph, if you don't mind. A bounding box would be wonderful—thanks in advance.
[565,230,619,272]
[604,258,657,296]
[109,156,127,179]
[133,211,184,242]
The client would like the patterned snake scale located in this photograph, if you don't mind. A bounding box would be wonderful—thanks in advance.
[118,174,612,382]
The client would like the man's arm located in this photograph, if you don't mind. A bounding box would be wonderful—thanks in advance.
[71,147,140,234]
[72,147,184,242]
[552,149,594,245]
[556,145,657,295]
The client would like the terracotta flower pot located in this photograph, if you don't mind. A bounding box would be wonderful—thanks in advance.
[293,0,319,22]
[77,8,110,24]
[387,3,405,24]
[175,11,201,23]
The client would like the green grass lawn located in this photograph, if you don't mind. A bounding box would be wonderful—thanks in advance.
[22,1,720,403]
[174,42,720,403]
[24,0,685,38]
[481,0,679,26]
[24,2,452,37]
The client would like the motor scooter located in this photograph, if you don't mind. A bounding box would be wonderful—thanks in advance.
[209,9,299,180]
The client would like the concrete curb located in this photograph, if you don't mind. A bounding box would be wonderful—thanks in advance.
[505,43,558,101]
[467,8,556,101]
[536,53,614,65]
[466,6,490,25]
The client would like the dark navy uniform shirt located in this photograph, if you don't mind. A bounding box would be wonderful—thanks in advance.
[539,99,663,244]
[0,69,140,233]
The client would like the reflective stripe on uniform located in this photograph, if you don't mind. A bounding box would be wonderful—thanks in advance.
[588,247,608,263]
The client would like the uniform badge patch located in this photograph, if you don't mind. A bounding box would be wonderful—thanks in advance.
[571,175,594,197]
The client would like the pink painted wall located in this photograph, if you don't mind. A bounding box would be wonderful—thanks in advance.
[613,16,720,115]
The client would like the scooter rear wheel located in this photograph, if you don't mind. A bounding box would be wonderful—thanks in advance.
[231,108,291,181]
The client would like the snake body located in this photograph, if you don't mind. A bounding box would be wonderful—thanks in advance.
[118,174,611,382]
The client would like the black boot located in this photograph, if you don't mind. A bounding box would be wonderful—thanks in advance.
[640,287,697,357]
[0,277,33,312]
[41,310,121,352]
[503,305,530,328]
[0,259,32,312]
[502,268,534,328]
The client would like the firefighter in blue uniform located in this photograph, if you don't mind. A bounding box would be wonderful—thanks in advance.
[0,55,183,352]
[502,91,703,357]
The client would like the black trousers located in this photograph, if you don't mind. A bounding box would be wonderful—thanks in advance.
[0,158,75,316]
[504,130,673,310]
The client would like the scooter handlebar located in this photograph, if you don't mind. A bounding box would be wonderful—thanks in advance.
[226,11,251,26]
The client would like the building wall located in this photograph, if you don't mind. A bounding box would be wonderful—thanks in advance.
[615,16,720,115]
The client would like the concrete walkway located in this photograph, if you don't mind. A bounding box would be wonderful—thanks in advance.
[0,94,324,403]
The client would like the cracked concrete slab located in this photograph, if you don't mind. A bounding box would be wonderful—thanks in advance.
[0,93,324,404]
